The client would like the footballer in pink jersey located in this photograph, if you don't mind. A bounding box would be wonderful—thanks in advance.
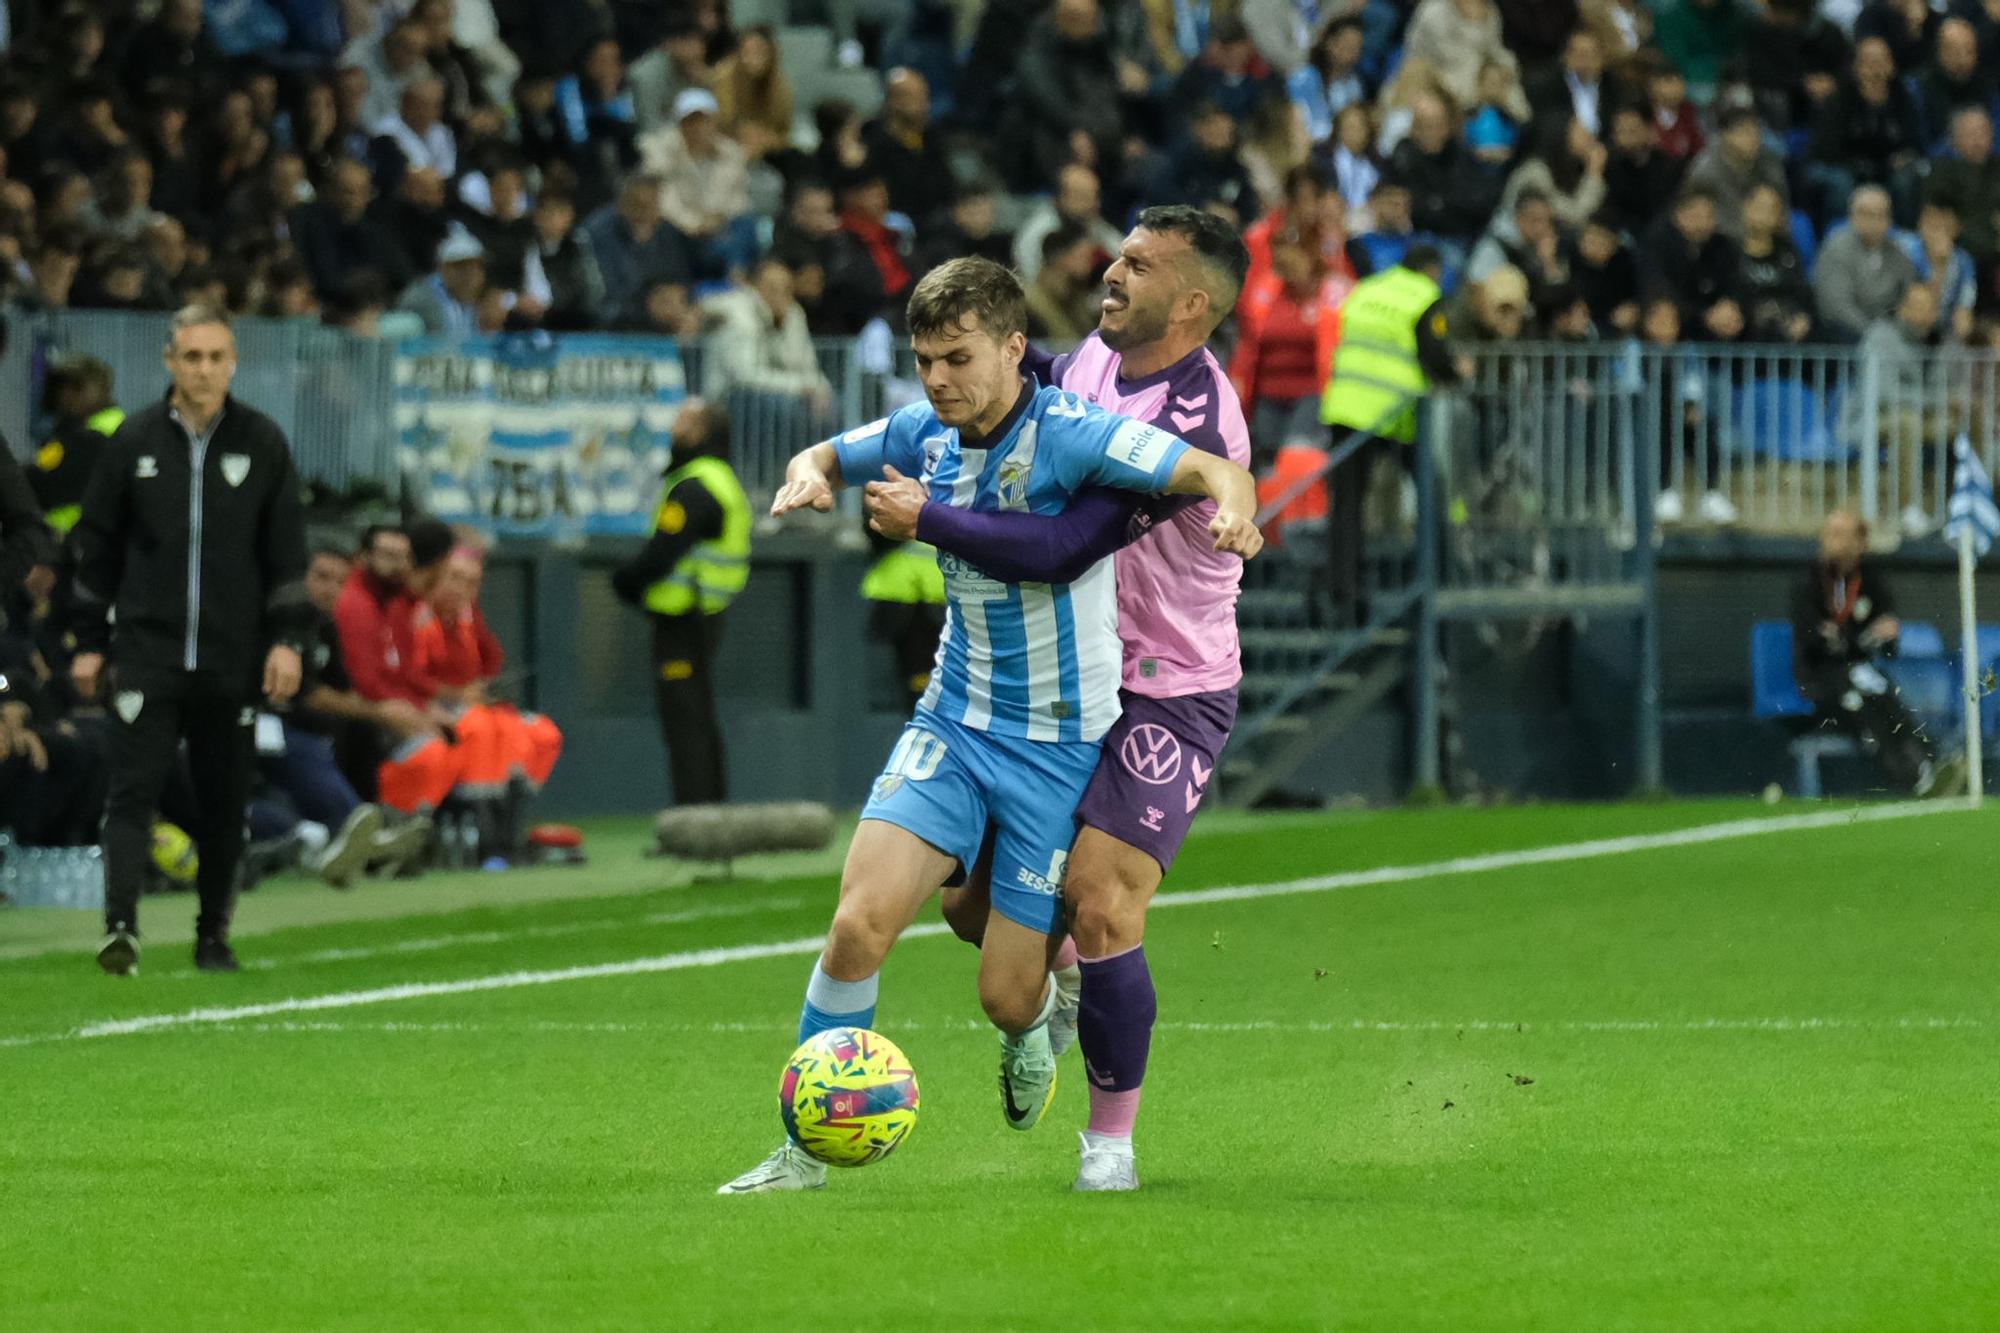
[862,206,1254,1192]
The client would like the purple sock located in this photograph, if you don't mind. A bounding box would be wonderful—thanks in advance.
[1077,945,1156,1137]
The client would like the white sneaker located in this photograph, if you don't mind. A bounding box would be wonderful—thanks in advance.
[717,1140,827,1195]
[1074,1131,1138,1192]
[1653,490,1685,524]
[1048,963,1082,1058]
[1696,490,1738,524]
[999,1023,1058,1131]
[315,804,382,889]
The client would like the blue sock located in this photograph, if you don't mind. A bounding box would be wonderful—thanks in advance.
[798,959,879,1044]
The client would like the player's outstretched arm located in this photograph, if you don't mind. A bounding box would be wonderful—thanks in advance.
[874,475,1139,584]
[1163,449,1263,558]
[770,441,843,516]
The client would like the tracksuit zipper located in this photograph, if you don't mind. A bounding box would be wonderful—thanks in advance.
[176,407,223,671]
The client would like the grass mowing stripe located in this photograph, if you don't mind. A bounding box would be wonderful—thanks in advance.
[1,799,1968,1049]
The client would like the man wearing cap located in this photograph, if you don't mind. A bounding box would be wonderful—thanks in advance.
[395,226,487,336]
[640,87,755,279]
[1319,242,1460,623]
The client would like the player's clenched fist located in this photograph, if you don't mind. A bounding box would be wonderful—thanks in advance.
[770,475,833,516]
[1208,510,1263,559]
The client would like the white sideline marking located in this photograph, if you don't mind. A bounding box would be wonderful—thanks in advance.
[177,1016,1988,1038]
[0,800,1971,1050]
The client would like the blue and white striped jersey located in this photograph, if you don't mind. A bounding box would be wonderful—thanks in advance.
[833,381,1190,743]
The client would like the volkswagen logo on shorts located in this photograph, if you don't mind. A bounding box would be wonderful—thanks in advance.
[1119,723,1183,785]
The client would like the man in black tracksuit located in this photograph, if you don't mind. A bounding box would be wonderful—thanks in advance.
[69,306,310,975]
[1790,509,1961,797]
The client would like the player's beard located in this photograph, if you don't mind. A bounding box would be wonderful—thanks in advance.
[1098,293,1170,353]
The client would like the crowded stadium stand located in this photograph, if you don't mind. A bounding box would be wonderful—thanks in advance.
[4,0,2000,856]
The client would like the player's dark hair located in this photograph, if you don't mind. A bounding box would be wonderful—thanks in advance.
[905,256,1027,342]
[1133,204,1250,320]
[404,517,456,570]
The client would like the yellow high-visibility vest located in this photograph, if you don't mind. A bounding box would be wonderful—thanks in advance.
[1319,265,1441,443]
[643,455,752,615]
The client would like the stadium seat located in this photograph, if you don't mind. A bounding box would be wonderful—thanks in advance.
[1788,209,1818,271]
[1899,621,1945,658]
[1750,620,1812,719]
[1730,380,1852,463]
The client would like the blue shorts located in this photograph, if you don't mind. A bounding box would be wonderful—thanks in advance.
[860,709,1102,934]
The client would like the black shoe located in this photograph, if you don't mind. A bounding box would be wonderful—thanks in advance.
[97,929,139,976]
[193,936,239,972]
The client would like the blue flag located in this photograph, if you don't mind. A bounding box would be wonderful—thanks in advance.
[1945,435,2000,559]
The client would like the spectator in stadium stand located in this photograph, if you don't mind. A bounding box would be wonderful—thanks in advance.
[70,305,310,976]
[517,190,604,331]
[408,0,491,123]
[580,171,693,326]
[1642,61,1705,164]
[1402,0,1523,123]
[1498,113,1609,230]
[861,69,954,231]
[122,0,226,104]
[456,158,534,285]
[372,75,458,183]
[1244,164,1355,295]
[1654,0,1749,93]
[1387,92,1499,246]
[76,244,166,313]
[1012,163,1124,283]
[1171,17,1282,129]
[141,92,204,224]
[1922,108,2000,271]
[701,256,835,421]
[1639,186,1747,345]
[396,227,488,337]
[1465,60,1528,170]
[1023,224,1108,342]
[618,277,701,339]
[1003,0,1130,193]
[1813,184,1916,342]
[1231,241,1341,470]
[1496,0,1582,69]
[376,164,451,286]
[1324,102,1381,216]
[78,150,160,246]
[1318,243,1456,625]
[1909,202,1977,343]
[555,37,641,212]
[610,398,748,808]
[642,88,754,281]
[1913,18,1991,151]
[1142,101,1258,222]
[27,228,82,312]
[1290,20,1370,144]
[1582,0,1654,68]
[714,26,793,167]
[1469,190,1575,317]
[1526,30,1613,137]
[1790,508,1962,797]
[912,178,1015,282]
[1854,0,1938,76]
[1600,104,1682,234]
[1727,0,1848,132]
[346,16,431,129]
[1737,184,1816,344]
[1684,106,1789,239]
[0,370,58,608]
[823,161,911,334]
[808,99,869,189]
[0,611,107,853]
[29,357,122,538]
[1806,37,1922,229]
[629,18,716,135]
[58,81,132,180]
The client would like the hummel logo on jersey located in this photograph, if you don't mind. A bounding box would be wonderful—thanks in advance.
[1173,392,1209,410]
[1142,806,1165,831]
[135,456,159,479]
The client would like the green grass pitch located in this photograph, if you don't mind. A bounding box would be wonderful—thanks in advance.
[3,800,1997,1330]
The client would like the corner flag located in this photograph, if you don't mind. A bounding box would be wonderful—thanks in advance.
[1945,435,2000,558]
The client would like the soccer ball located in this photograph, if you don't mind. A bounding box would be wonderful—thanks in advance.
[780,1027,920,1167]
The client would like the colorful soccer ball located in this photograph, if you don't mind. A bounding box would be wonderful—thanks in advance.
[780,1027,920,1167]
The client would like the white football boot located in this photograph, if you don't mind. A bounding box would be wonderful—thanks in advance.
[1074,1131,1139,1192]
[716,1141,827,1195]
[998,980,1059,1131]
[1048,963,1083,1058]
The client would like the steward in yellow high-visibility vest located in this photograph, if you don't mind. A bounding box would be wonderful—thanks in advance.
[859,529,945,703]
[611,399,749,805]
[1316,244,1456,624]
[29,358,123,537]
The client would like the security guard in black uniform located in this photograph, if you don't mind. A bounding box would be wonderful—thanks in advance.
[611,398,750,806]
[70,306,310,975]
[29,356,124,538]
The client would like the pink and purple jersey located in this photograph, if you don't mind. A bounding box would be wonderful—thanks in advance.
[1049,333,1251,698]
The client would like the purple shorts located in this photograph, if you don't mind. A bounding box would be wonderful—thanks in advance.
[1075,689,1238,872]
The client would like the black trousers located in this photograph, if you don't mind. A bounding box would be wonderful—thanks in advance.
[103,674,255,938]
[650,612,727,806]
[1326,432,1402,624]
[1800,662,1931,793]
[0,722,108,845]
